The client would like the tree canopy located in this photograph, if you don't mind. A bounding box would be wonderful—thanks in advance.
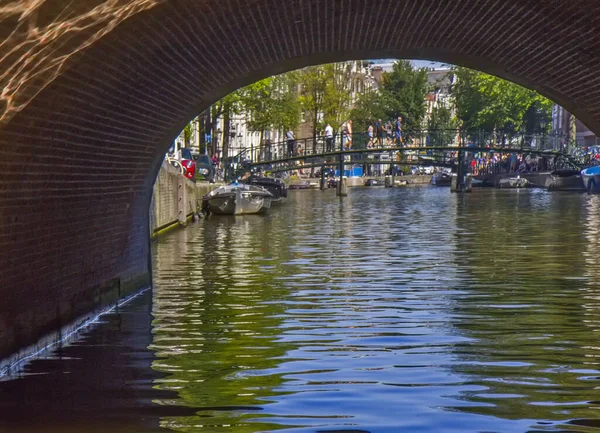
[452,67,553,135]
[238,74,301,135]
[185,60,558,154]
[298,63,355,138]
[379,60,428,132]
[349,60,428,134]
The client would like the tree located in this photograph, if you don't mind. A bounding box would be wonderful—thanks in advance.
[298,66,328,142]
[221,92,242,163]
[298,63,357,140]
[322,63,353,131]
[239,78,277,141]
[452,66,553,138]
[427,105,457,146]
[239,73,301,149]
[183,122,193,146]
[208,91,242,161]
[270,72,301,133]
[350,90,386,133]
[379,60,428,133]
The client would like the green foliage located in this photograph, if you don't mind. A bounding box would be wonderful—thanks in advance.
[298,63,356,137]
[272,72,302,131]
[298,66,328,137]
[350,91,385,133]
[427,105,457,146]
[348,60,428,134]
[322,63,353,130]
[183,123,193,146]
[452,66,553,135]
[238,73,301,134]
[379,60,428,131]
[428,105,456,130]
[239,78,276,133]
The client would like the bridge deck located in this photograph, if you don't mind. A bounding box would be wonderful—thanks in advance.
[249,146,568,168]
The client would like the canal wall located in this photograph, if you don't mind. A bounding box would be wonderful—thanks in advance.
[0,162,217,375]
[149,161,219,236]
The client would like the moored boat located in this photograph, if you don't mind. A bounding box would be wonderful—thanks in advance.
[202,183,273,215]
[581,166,600,193]
[245,176,288,202]
[289,180,320,190]
[497,176,529,189]
[431,171,452,186]
[288,180,311,190]
[546,169,585,192]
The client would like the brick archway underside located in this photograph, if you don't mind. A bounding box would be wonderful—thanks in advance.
[1,0,599,361]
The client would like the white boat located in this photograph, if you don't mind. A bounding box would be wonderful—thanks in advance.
[497,176,529,189]
[581,166,600,193]
[202,183,273,215]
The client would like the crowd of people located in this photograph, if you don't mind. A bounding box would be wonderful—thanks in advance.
[366,117,404,148]
[469,152,552,176]
[285,116,405,157]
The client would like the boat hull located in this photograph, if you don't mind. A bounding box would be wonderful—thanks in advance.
[431,173,452,186]
[497,177,529,188]
[547,174,585,191]
[202,183,273,215]
[581,167,600,193]
[246,177,288,202]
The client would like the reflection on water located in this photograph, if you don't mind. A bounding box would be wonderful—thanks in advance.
[3,187,600,432]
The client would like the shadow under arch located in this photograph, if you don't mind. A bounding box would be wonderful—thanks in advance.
[1,0,599,364]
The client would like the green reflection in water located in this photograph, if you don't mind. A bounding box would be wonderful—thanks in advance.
[151,188,600,433]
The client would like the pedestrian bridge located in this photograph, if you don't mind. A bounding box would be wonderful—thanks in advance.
[1,0,599,367]
[229,131,578,178]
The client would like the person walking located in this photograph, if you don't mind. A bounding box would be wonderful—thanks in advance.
[325,123,334,152]
[286,128,295,157]
[375,119,385,147]
[385,120,393,146]
[367,123,374,148]
[347,120,353,150]
[341,119,353,150]
[395,116,403,147]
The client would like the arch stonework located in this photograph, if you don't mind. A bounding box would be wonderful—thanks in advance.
[1,0,599,361]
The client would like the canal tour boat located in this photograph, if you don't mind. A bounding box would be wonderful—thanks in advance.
[201,182,273,215]
[581,166,600,193]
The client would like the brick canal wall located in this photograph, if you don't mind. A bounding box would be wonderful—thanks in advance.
[0,163,211,373]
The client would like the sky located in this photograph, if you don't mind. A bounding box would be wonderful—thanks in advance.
[371,59,450,69]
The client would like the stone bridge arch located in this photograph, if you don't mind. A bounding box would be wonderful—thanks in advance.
[1,0,599,362]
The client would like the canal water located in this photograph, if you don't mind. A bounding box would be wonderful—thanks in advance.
[2,187,600,433]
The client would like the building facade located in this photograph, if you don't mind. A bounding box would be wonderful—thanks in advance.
[552,105,599,148]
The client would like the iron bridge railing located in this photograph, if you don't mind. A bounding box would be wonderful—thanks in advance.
[223,129,579,180]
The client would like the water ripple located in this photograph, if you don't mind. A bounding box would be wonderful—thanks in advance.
[149,187,600,432]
